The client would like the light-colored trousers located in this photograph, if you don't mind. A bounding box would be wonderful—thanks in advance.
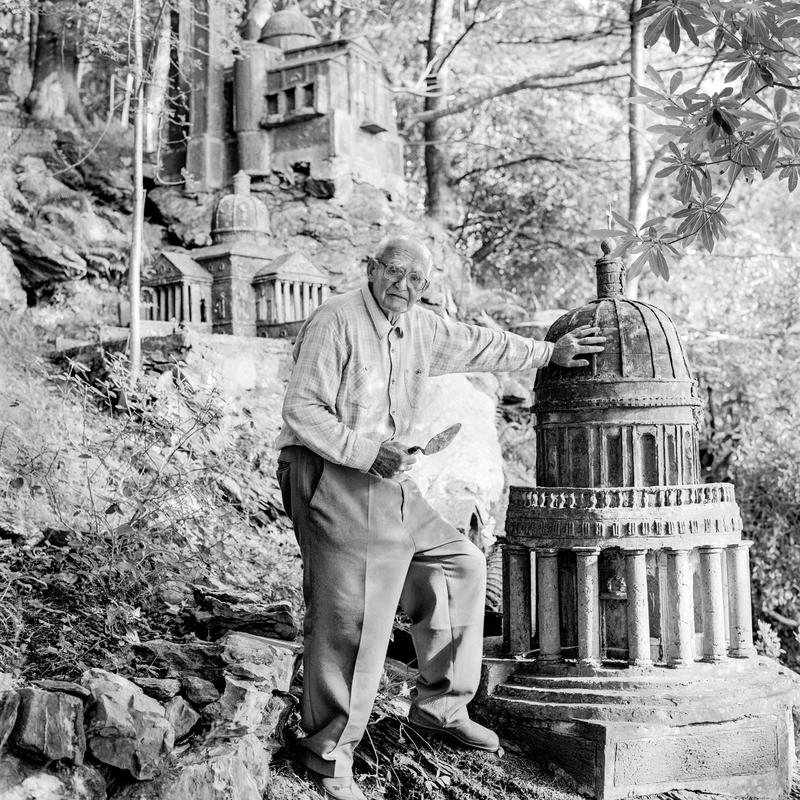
[277,445,487,778]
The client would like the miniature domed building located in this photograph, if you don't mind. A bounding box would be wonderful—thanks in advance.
[534,240,701,489]
[482,243,797,799]
[259,7,320,50]
[211,171,271,244]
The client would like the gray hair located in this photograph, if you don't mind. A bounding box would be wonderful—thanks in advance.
[374,235,433,276]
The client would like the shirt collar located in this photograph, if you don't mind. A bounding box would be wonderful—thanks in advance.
[361,282,394,339]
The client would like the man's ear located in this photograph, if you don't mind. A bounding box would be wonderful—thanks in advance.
[365,256,379,280]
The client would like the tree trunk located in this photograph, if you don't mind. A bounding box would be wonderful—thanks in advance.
[626,0,647,298]
[423,0,455,221]
[26,0,88,126]
[129,0,145,379]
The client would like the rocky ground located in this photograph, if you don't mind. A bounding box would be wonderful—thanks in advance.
[0,294,589,800]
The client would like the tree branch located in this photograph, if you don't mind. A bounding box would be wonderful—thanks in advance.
[408,56,630,125]
[764,608,800,628]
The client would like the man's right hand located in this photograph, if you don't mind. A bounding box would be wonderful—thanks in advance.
[551,325,606,368]
[371,442,417,478]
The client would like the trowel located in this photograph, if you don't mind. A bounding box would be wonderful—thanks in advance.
[409,423,462,455]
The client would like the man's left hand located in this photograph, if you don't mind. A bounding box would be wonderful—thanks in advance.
[551,325,606,367]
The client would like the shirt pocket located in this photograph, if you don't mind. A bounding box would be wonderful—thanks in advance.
[344,361,379,408]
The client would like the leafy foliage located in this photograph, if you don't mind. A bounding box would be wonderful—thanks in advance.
[0,312,298,679]
[606,1,800,276]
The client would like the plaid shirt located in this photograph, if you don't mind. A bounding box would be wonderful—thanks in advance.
[275,284,554,471]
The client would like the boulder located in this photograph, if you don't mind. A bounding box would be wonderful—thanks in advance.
[0,752,106,800]
[163,697,199,741]
[219,631,301,686]
[0,242,25,308]
[181,676,219,707]
[81,669,173,780]
[11,689,85,765]
[114,733,270,800]
[201,676,272,732]
[407,373,506,541]
[30,680,90,700]
[0,690,20,749]
[131,678,182,702]
[189,585,298,641]
[134,639,226,681]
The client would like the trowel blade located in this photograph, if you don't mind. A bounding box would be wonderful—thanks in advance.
[422,423,462,455]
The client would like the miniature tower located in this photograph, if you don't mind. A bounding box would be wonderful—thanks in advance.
[197,171,281,336]
[483,241,797,799]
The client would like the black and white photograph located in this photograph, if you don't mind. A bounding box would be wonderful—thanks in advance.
[1,1,799,798]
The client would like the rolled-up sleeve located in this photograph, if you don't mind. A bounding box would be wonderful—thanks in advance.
[428,315,554,376]
[281,316,381,471]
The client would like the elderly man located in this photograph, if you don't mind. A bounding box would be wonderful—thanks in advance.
[275,236,604,800]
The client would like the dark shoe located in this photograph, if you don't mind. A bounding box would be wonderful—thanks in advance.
[307,768,367,800]
[406,712,500,752]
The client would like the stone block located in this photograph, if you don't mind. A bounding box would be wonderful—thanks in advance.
[189,585,298,641]
[11,688,85,765]
[113,733,269,800]
[164,696,200,741]
[31,680,91,700]
[0,690,20,749]
[0,752,106,800]
[181,676,220,706]
[219,631,300,692]
[132,677,182,702]
[135,639,226,681]
[81,668,173,780]
[202,676,271,732]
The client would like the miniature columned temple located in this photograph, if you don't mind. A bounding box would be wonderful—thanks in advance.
[485,242,796,799]
[142,171,328,337]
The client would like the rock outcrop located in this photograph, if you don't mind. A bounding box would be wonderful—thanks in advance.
[81,669,174,780]
[11,688,86,764]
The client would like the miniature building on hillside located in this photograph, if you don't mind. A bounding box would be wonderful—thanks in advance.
[143,171,327,337]
[157,1,405,200]
[143,252,212,331]
[481,241,797,799]
[253,251,330,338]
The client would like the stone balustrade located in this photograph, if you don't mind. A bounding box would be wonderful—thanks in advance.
[506,483,743,543]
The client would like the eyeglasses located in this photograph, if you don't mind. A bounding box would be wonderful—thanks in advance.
[374,258,428,291]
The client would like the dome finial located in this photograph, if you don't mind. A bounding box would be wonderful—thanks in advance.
[596,238,625,299]
[233,170,251,196]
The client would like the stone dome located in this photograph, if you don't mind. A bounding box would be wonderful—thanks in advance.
[534,242,699,414]
[259,8,320,49]
[533,241,701,488]
[211,172,271,245]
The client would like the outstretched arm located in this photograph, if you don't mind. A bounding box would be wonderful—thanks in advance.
[428,315,605,376]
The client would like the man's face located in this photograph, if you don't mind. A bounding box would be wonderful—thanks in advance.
[367,252,429,316]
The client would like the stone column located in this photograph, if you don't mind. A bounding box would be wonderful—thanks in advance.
[181,284,189,323]
[302,284,311,318]
[664,547,695,667]
[727,541,757,658]
[275,281,284,323]
[699,546,727,662]
[166,285,174,321]
[625,549,652,666]
[503,544,532,654]
[322,285,330,302]
[283,281,294,322]
[536,549,561,663]
[192,285,202,323]
[574,547,601,666]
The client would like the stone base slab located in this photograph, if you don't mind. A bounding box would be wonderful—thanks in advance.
[476,657,799,799]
